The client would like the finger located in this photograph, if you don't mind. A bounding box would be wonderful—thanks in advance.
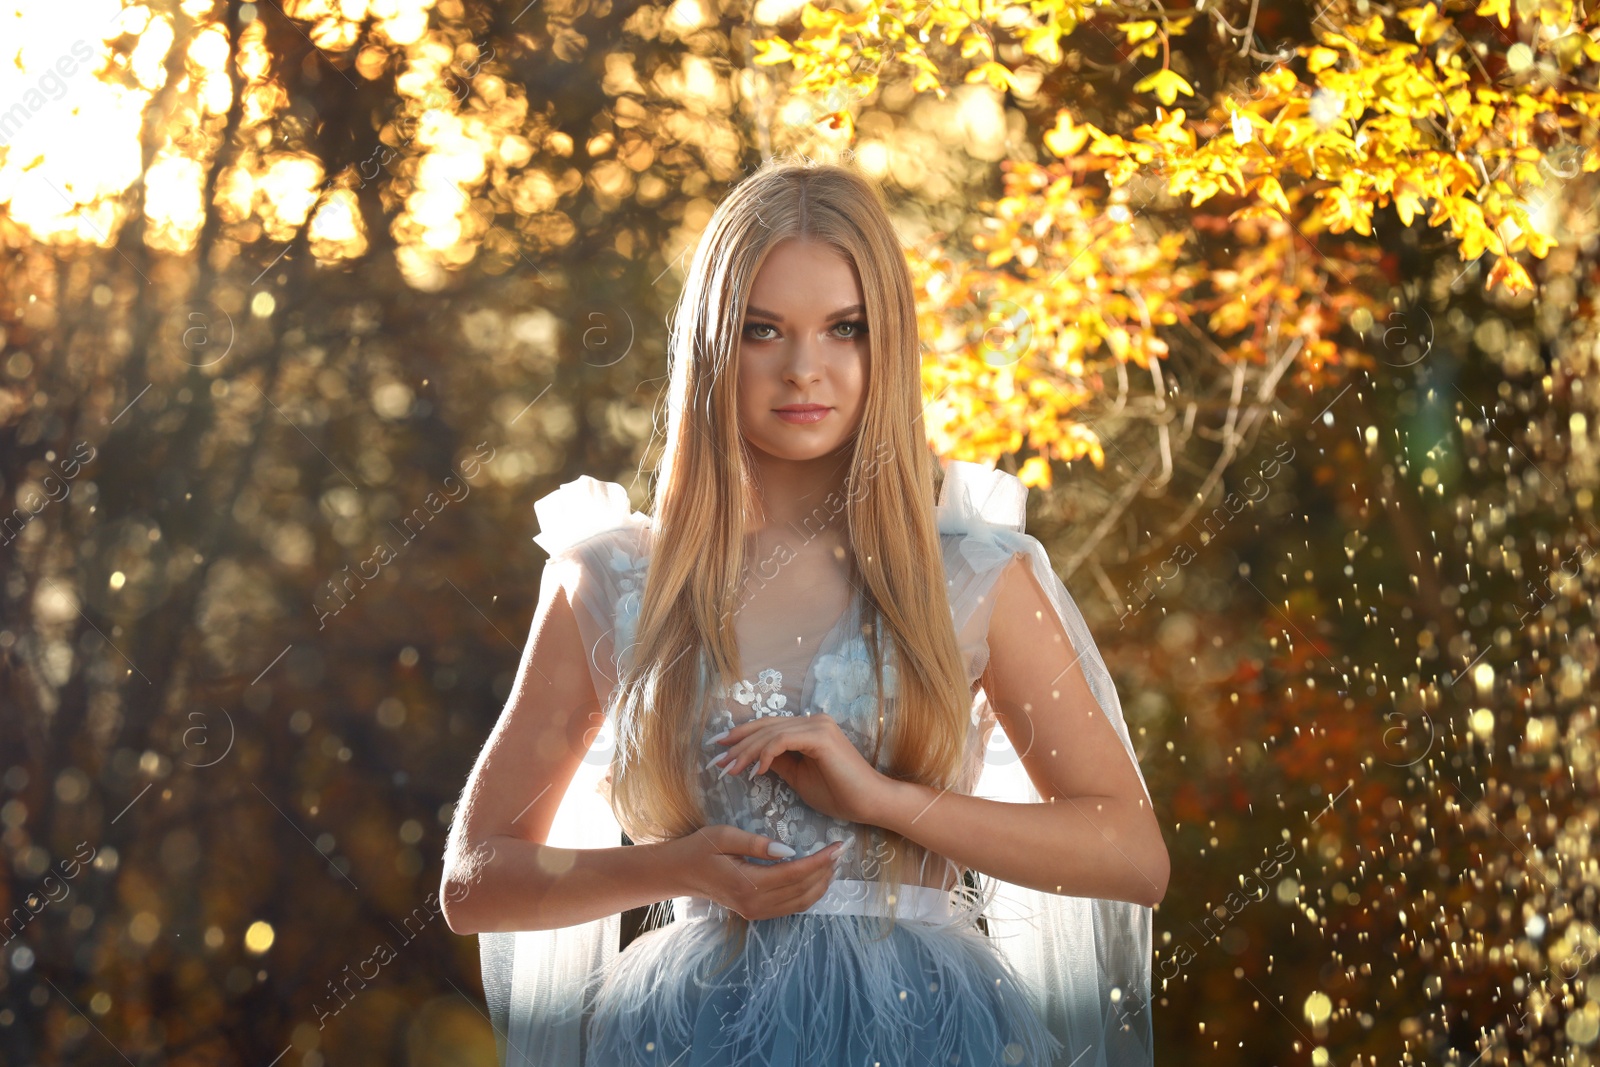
[730,829,799,861]
[747,841,839,890]
[755,732,821,777]
[704,826,795,863]
[728,726,810,777]
[767,879,823,917]
[776,853,840,911]
[750,740,778,777]
[807,856,840,894]
[720,730,775,776]
[756,737,806,777]
[804,850,842,891]
[772,841,844,886]
[768,860,834,909]
[712,719,762,745]
[767,752,801,780]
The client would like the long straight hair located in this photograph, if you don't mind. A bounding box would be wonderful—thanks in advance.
[608,157,973,962]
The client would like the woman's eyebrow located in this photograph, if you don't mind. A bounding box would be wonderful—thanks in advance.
[744,303,865,321]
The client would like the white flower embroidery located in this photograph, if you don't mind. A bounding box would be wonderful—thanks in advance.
[702,665,837,856]
[812,650,897,720]
[716,666,790,717]
[607,541,649,672]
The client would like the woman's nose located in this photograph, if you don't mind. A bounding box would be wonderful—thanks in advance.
[783,335,823,384]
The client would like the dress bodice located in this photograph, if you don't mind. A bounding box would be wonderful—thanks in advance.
[530,469,1034,888]
[698,567,890,873]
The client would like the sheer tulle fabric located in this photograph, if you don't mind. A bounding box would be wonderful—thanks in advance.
[585,907,1061,1067]
[478,461,1155,1067]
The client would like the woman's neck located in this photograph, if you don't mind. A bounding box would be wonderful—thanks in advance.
[745,447,855,541]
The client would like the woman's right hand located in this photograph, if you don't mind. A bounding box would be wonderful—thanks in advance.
[666,825,844,921]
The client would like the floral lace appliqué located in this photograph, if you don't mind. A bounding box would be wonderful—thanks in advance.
[607,539,649,674]
[704,668,847,853]
[717,667,790,717]
[811,649,898,741]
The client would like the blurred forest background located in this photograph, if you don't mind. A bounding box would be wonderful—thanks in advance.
[2,0,1598,1064]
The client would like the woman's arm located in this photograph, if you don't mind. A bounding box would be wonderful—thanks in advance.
[874,553,1170,908]
[440,576,686,934]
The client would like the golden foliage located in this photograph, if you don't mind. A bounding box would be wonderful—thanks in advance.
[753,0,1600,477]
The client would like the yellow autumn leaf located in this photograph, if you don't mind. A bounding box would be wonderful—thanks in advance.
[1089,125,1136,156]
[1148,106,1192,147]
[1043,112,1089,157]
[1307,46,1343,72]
[1476,0,1511,28]
[1064,426,1106,468]
[1520,223,1556,258]
[1397,3,1448,45]
[965,61,1015,92]
[1231,201,1286,223]
[751,37,796,65]
[1486,254,1533,295]
[1021,24,1063,64]
[902,51,943,82]
[1458,217,1494,261]
[1117,20,1159,44]
[800,4,836,30]
[1356,13,1389,43]
[1393,184,1425,226]
[1018,455,1054,487]
[1188,174,1222,206]
[1258,174,1291,214]
[1350,196,1374,235]
[1133,68,1195,106]
[1259,67,1299,96]
[960,32,994,60]
[1322,186,1357,231]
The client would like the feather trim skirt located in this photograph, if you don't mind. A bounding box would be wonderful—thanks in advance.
[582,904,1063,1067]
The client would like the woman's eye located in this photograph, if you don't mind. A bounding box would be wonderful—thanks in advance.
[742,321,867,341]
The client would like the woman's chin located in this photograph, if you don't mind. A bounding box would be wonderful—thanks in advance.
[746,436,851,463]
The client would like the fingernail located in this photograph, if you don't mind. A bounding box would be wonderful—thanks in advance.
[703,752,730,771]
[718,759,735,779]
[708,729,731,744]
[768,841,796,858]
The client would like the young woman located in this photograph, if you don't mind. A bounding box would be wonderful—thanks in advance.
[441,158,1168,1067]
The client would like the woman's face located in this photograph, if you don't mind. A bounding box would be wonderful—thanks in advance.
[735,238,869,462]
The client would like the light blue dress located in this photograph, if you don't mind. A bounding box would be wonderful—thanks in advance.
[538,493,1064,1067]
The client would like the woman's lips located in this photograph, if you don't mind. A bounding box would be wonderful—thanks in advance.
[774,407,831,424]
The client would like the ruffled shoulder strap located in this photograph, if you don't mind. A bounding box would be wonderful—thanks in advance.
[529,473,653,723]
[936,461,1035,690]
[937,458,1028,535]
[532,475,650,560]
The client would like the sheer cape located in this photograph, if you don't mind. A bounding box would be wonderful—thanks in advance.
[476,460,1156,1067]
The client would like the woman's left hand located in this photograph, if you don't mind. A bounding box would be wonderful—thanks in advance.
[712,714,891,825]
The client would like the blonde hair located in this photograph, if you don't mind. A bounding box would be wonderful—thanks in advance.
[609,156,973,965]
